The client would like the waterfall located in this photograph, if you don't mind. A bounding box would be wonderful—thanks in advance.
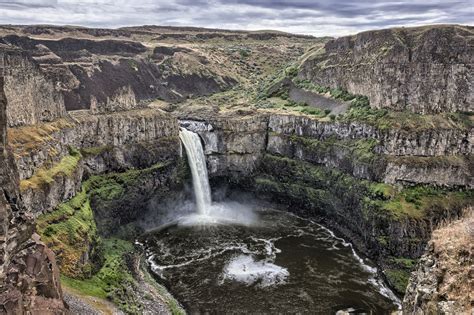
[179,128,212,215]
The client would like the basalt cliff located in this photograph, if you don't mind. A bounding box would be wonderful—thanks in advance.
[0,24,472,314]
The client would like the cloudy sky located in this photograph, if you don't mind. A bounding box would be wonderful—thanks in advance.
[0,0,472,36]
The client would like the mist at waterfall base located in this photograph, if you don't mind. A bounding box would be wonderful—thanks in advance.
[139,128,258,230]
[138,128,399,313]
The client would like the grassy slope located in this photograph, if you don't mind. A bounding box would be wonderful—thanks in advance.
[36,161,179,314]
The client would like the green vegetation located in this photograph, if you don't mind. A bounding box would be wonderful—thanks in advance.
[86,162,168,202]
[37,160,171,275]
[285,65,299,78]
[37,185,98,278]
[380,186,472,220]
[369,183,397,200]
[292,79,473,131]
[256,154,472,294]
[287,134,379,164]
[257,154,473,221]
[61,238,142,314]
[255,97,333,118]
[391,257,417,269]
[384,269,411,294]
[20,147,81,191]
[294,79,362,102]
[37,160,180,314]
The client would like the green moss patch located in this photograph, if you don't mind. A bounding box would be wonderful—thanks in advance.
[20,147,81,191]
[380,186,472,220]
[37,187,98,278]
[61,238,141,314]
[384,269,411,294]
[80,145,114,157]
[259,154,472,221]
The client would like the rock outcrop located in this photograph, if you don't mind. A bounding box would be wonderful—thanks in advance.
[0,61,67,314]
[403,208,473,314]
[1,48,66,127]
[299,25,474,114]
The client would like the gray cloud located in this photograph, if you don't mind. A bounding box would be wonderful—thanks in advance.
[0,0,472,36]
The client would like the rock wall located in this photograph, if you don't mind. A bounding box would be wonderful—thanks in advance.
[16,108,180,215]
[299,25,474,114]
[185,112,472,188]
[0,65,67,314]
[267,114,473,187]
[180,110,472,297]
[179,111,268,178]
[1,49,66,127]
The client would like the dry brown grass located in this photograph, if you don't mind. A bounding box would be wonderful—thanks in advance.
[431,207,474,313]
[7,118,73,154]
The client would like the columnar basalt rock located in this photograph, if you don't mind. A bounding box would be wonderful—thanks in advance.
[16,108,180,215]
[184,112,472,187]
[178,112,269,177]
[2,49,66,127]
[299,25,474,114]
[0,62,67,314]
[0,24,472,313]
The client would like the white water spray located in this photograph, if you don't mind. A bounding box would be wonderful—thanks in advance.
[178,127,257,226]
[179,128,212,215]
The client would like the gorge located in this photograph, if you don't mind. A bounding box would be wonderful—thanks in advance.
[0,24,472,314]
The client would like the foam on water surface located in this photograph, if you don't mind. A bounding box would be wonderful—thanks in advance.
[222,255,289,287]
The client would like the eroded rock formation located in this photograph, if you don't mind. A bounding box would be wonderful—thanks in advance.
[0,57,67,315]
[299,25,474,114]
[403,208,473,314]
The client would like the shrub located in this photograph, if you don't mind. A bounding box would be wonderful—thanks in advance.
[285,66,299,78]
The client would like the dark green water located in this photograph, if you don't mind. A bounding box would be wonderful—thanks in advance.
[142,208,399,314]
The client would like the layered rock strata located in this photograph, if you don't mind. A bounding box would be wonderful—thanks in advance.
[0,62,67,314]
[299,25,474,114]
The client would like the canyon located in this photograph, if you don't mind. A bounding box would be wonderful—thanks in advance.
[0,24,472,314]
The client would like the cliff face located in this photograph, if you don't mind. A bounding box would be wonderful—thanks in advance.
[183,112,472,188]
[2,49,66,127]
[179,111,268,178]
[299,25,474,114]
[178,109,471,297]
[14,108,179,215]
[0,63,66,314]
